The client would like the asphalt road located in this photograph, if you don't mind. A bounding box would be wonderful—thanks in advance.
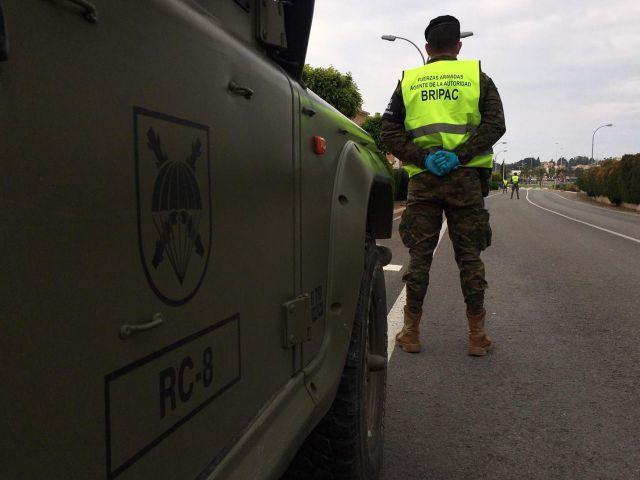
[380,189,640,480]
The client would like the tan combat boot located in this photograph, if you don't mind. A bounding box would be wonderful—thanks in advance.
[396,306,422,353]
[467,309,493,356]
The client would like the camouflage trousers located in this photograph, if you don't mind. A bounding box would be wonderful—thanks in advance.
[399,168,492,314]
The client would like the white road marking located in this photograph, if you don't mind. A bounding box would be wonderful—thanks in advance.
[386,287,407,360]
[383,264,403,272]
[526,189,640,245]
[386,219,448,360]
[549,190,640,216]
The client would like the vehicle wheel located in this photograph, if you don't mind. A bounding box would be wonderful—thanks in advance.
[284,235,388,479]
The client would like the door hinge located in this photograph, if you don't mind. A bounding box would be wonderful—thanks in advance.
[282,295,312,348]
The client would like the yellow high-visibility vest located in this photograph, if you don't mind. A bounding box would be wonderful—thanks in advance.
[512,175,519,184]
[400,60,493,178]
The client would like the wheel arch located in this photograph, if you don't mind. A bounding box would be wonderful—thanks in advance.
[367,169,394,239]
[302,141,392,419]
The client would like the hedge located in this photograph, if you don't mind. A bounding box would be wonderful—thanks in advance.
[576,154,640,205]
[618,154,640,204]
[491,172,503,190]
[556,183,578,192]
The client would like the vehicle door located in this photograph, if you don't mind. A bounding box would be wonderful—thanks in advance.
[0,1,295,478]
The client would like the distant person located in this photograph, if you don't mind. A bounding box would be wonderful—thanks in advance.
[511,173,520,199]
[380,14,506,356]
[502,178,508,194]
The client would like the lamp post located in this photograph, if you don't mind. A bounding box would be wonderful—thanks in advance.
[381,31,474,65]
[494,149,507,163]
[494,149,507,177]
[557,142,566,173]
[591,123,613,165]
[381,35,426,64]
[492,142,507,172]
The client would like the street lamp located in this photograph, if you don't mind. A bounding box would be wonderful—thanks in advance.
[492,143,507,170]
[554,142,567,177]
[494,149,507,162]
[591,123,613,164]
[494,149,507,177]
[381,35,426,64]
[382,31,474,65]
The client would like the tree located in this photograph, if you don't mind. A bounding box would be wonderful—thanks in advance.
[570,156,590,166]
[303,65,363,118]
[535,166,546,186]
[361,113,387,154]
[557,164,567,183]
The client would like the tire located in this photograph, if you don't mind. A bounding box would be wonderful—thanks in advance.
[284,235,388,479]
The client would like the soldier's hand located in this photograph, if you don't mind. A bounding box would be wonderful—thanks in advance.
[424,153,445,176]
[434,150,460,175]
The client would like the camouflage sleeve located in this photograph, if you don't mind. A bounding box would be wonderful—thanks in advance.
[380,119,426,167]
[380,82,426,167]
[455,71,506,164]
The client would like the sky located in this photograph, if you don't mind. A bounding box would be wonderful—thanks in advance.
[306,0,640,163]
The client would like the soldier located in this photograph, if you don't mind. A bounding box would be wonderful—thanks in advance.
[511,172,520,199]
[381,15,506,356]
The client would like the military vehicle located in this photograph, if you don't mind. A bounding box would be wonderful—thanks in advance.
[0,1,394,478]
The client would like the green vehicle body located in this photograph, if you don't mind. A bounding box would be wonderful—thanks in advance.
[0,1,393,479]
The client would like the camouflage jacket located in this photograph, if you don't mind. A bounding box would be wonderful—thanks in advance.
[381,55,506,167]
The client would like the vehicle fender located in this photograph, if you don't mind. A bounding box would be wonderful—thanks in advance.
[302,140,392,413]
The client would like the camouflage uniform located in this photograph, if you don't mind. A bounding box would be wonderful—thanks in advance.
[399,169,491,312]
[381,55,506,314]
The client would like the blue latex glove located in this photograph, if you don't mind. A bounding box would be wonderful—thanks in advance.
[434,150,460,174]
[424,153,445,176]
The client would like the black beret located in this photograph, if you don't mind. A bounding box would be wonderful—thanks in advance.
[424,15,460,41]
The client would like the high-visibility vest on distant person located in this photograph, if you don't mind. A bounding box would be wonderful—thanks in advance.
[400,60,493,178]
[512,175,519,184]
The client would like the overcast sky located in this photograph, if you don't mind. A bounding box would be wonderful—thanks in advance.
[306,0,640,163]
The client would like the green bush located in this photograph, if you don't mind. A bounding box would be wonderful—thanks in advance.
[577,154,640,205]
[618,154,640,204]
[556,183,578,192]
[491,172,503,190]
[361,114,387,155]
[604,161,622,204]
[302,65,362,118]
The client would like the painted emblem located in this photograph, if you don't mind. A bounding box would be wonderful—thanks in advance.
[134,107,211,305]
